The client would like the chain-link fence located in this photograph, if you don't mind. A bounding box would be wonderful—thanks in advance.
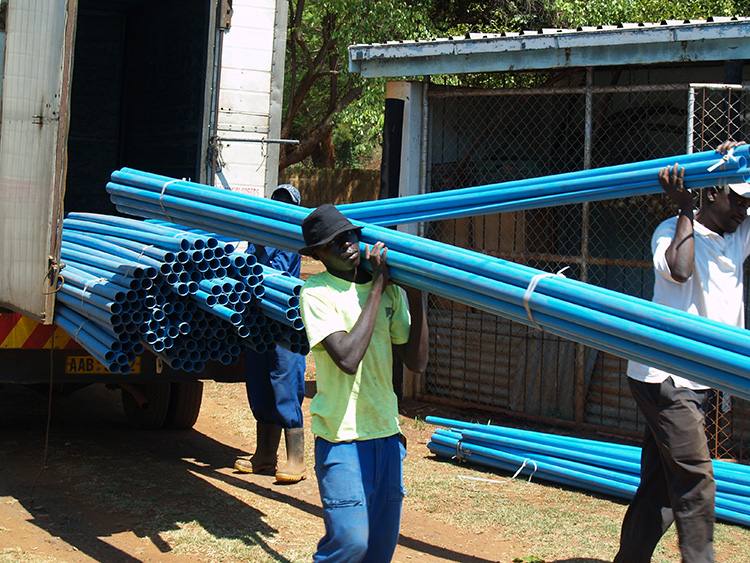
[422,80,750,461]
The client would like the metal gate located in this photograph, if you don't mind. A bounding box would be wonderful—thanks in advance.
[421,79,750,461]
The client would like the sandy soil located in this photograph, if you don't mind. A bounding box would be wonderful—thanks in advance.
[0,379,526,563]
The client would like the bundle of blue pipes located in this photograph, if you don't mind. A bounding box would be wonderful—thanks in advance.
[425,415,750,527]
[339,145,750,225]
[56,213,308,374]
[105,160,750,400]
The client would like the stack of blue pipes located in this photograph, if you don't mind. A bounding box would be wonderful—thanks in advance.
[103,157,750,401]
[56,213,308,374]
[425,416,750,527]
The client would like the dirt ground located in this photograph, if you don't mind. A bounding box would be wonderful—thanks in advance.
[0,377,541,563]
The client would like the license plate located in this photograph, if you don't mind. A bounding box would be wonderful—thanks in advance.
[65,355,142,374]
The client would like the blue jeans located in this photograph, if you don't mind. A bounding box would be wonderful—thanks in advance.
[313,434,406,563]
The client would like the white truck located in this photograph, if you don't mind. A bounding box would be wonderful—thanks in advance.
[0,0,289,428]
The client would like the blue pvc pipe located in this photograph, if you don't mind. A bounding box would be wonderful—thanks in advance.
[344,163,749,225]
[343,147,749,213]
[104,167,750,396]
[429,429,750,526]
[114,195,748,400]
[63,231,165,271]
[61,245,153,280]
[109,168,749,363]
[68,212,194,250]
[55,304,123,353]
[427,417,750,494]
[107,168,750,397]
[54,312,121,373]
[64,215,188,251]
[62,266,132,304]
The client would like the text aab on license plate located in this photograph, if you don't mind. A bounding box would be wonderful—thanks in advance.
[65,355,142,374]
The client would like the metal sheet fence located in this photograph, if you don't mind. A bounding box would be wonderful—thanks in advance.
[422,80,750,460]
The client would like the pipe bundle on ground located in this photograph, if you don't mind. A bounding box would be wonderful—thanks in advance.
[56,212,308,374]
[426,416,750,527]
[339,146,750,225]
[105,166,750,401]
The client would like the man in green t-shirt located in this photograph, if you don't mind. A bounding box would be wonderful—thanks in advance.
[298,204,429,562]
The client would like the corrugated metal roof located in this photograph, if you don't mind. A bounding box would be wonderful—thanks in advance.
[348,17,750,77]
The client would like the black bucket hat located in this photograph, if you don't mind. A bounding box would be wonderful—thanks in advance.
[299,204,362,256]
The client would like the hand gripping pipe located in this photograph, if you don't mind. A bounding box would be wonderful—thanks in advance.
[106,167,750,399]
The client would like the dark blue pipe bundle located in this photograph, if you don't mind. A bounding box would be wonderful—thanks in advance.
[426,416,750,527]
[339,146,750,226]
[55,212,308,374]
[104,166,750,401]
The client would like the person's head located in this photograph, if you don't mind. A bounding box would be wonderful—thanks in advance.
[299,204,363,273]
[698,182,750,235]
[271,184,301,205]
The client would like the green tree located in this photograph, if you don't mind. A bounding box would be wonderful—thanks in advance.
[282,0,750,171]
[280,0,429,171]
[553,0,737,27]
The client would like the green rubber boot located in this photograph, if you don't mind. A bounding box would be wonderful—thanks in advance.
[275,427,307,483]
[235,422,281,474]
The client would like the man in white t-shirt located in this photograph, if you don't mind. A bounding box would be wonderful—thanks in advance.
[614,141,750,563]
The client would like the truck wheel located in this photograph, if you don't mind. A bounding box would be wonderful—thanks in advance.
[163,381,203,429]
[121,382,171,430]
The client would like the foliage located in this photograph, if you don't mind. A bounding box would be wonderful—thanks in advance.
[282,0,750,170]
[281,0,430,170]
[553,0,737,27]
[423,0,563,33]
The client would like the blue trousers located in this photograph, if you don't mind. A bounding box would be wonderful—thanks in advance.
[614,377,715,563]
[313,434,406,563]
[244,346,305,428]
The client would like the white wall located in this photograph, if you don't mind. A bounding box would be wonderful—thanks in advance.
[0,0,73,320]
[212,0,288,197]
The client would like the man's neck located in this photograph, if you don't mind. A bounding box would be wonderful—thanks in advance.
[326,267,371,283]
[695,209,724,236]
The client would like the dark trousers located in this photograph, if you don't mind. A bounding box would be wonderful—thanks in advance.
[614,377,715,563]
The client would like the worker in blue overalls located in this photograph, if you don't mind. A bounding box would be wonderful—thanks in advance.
[235,184,307,483]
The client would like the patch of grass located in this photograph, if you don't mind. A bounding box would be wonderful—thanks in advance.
[405,442,750,563]
[159,519,315,562]
[0,548,56,563]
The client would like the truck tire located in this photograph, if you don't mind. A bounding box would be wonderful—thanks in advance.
[163,381,203,429]
[121,382,171,430]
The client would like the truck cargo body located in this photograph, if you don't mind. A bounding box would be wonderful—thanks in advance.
[0,0,288,424]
